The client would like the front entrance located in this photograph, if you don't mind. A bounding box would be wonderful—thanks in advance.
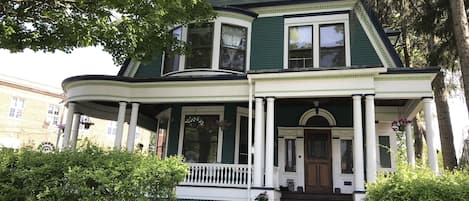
[304,129,332,193]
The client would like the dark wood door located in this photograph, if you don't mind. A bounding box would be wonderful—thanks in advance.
[304,129,332,193]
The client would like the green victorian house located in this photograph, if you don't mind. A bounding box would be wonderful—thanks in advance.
[61,0,441,200]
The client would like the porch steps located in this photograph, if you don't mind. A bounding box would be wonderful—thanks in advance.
[281,192,353,201]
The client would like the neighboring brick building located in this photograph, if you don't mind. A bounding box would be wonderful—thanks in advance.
[0,74,154,152]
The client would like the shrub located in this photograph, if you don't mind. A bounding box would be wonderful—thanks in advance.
[367,165,469,201]
[0,145,188,201]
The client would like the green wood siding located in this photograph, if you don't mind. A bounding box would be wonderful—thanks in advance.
[167,105,181,156]
[222,103,237,163]
[350,12,382,66]
[134,55,162,78]
[250,17,284,70]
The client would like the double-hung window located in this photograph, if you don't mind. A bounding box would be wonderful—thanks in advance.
[179,107,224,163]
[46,104,60,125]
[9,97,24,119]
[162,16,252,75]
[285,14,350,68]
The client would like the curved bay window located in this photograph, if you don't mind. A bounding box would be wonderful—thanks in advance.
[220,24,247,72]
[186,23,214,69]
[182,115,220,163]
[162,16,251,75]
[163,27,182,74]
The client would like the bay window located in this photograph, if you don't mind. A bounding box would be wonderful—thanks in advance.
[220,24,247,71]
[162,16,252,75]
[186,23,214,69]
[163,27,182,74]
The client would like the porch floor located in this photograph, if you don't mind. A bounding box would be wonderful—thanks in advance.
[281,191,353,201]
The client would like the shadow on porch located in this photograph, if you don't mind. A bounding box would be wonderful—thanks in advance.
[280,191,353,201]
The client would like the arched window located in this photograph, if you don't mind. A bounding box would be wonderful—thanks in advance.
[305,115,330,126]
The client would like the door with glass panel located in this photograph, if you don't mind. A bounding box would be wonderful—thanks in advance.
[304,129,332,193]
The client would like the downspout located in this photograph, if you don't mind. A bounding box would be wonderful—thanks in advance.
[247,75,253,201]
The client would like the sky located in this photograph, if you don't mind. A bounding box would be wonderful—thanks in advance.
[0,47,120,89]
[1,47,468,159]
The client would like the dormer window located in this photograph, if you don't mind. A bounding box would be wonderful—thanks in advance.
[162,15,252,76]
[284,14,350,69]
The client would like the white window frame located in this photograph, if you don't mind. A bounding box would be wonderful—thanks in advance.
[377,134,396,172]
[46,104,60,125]
[107,121,117,136]
[178,106,224,163]
[234,107,251,164]
[283,14,351,69]
[161,15,252,76]
[9,97,24,119]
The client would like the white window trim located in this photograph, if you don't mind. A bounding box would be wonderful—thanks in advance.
[234,107,251,164]
[161,16,252,76]
[178,106,224,163]
[46,104,60,126]
[377,134,397,172]
[283,13,351,69]
[338,136,354,175]
[9,97,24,119]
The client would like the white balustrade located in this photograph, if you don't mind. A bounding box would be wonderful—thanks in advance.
[181,163,251,187]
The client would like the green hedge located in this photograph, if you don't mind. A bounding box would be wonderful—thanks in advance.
[367,166,469,201]
[0,145,188,201]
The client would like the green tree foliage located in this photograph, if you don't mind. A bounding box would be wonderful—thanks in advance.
[367,165,469,201]
[0,0,216,65]
[0,145,188,200]
[363,0,467,170]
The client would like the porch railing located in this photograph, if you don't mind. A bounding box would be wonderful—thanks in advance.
[181,163,250,187]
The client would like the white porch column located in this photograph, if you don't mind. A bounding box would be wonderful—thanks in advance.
[254,97,264,187]
[115,102,127,150]
[126,102,140,152]
[62,102,76,150]
[365,94,377,183]
[70,113,81,150]
[405,123,416,167]
[423,98,439,173]
[352,95,365,198]
[265,97,275,187]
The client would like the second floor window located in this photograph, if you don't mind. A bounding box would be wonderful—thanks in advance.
[285,14,349,69]
[289,25,313,68]
[220,24,247,71]
[162,17,251,75]
[319,24,345,67]
[46,104,60,125]
[9,97,24,119]
[186,23,214,69]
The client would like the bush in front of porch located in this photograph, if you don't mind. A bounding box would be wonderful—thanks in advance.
[366,165,469,201]
[0,144,188,200]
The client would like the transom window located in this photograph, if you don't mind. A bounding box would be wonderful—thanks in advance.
[162,16,252,75]
[284,14,350,69]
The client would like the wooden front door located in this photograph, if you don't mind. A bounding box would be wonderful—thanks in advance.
[304,129,332,193]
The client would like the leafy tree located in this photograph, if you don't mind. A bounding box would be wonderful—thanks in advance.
[0,0,216,65]
[364,0,461,169]
[449,0,469,119]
